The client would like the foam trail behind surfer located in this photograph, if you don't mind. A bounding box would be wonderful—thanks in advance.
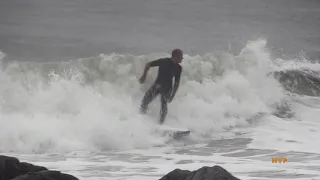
[139,49,183,124]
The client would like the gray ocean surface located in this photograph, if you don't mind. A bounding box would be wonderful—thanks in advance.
[1,0,320,61]
[1,1,320,180]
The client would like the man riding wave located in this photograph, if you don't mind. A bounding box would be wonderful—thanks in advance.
[139,49,183,124]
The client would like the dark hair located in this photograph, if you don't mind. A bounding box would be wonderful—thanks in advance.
[171,49,182,56]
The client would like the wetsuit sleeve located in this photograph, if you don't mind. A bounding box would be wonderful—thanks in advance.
[174,66,182,83]
[170,65,182,101]
[149,58,164,67]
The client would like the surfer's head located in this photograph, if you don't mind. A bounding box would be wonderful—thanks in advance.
[171,49,183,64]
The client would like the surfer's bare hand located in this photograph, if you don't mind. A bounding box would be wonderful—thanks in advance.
[139,75,146,84]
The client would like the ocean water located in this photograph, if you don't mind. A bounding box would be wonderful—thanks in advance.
[1,0,320,180]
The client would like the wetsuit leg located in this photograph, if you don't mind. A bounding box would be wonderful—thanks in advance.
[140,84,160,114]
[159,89,171,124]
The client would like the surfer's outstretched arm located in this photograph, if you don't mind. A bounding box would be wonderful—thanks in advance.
[139,63,151,84]
[139,59,163,84]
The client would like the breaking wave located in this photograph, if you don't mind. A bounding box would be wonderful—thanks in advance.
[0,38,319,153]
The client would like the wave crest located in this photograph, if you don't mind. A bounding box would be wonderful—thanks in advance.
[0,39,318,153]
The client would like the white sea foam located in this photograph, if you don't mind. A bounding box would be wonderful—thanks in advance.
[0,39,319,158]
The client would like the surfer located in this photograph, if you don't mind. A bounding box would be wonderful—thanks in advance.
[139,49,183,124]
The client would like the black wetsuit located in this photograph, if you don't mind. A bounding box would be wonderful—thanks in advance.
[140,58,182,124]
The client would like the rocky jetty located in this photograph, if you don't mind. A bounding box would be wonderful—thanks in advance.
[0,155,241,180]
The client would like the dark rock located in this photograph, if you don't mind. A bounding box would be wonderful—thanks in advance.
[160,165,240,180]
[160,169,191,180]
[0,155,47,180]
[0,155,79,180]
[11,170,79,180]
[1,155,240,180]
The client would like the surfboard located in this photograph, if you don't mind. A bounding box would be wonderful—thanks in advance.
[157,125,190,138]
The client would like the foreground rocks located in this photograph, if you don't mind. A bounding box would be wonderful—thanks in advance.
[11,170,79,180]
[160,165,241,180]
[1,155,241,180]
[0,155,78,180]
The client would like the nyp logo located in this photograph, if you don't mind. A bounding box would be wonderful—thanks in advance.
[272,158,288,163]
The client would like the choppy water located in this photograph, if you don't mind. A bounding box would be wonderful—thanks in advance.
[1,0,320,180]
